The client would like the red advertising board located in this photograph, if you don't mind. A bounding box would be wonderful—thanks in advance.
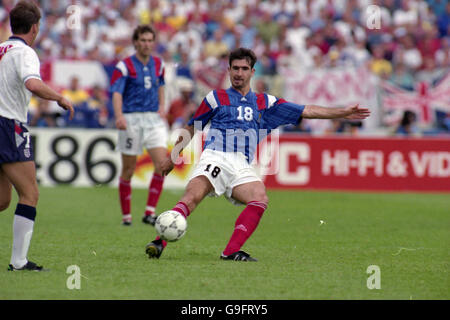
[261,135,450,192]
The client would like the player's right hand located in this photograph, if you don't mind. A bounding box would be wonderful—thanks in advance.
[115,115,127,130]
[57,97,74,120]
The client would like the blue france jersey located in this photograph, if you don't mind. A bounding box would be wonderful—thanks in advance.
[110,54,164,113]
[188,87,305,163]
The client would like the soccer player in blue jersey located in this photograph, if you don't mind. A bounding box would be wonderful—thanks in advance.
[145,48,370,261]
[0,1,74,271]
[110,25,168,226]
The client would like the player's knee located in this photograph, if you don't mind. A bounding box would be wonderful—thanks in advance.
[153,161,164,175]
[251,191,269,207]
[121,164,136,179]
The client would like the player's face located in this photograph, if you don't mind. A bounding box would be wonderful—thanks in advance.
[229,59,254,90]
[134,32,155,57]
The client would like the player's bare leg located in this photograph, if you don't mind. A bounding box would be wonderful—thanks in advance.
[2,161,39,207]
[220,181,269,261]
[2,161,43,270]
[178,175,214,213]
[142,147,168,225]
[0,167,12,212]
[120,154,137,181]
[146,175,213,259]
[118,154,136,225]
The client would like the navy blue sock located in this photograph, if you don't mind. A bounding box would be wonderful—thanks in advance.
[15,203,36,221]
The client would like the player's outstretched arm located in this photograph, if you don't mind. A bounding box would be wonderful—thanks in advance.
[302,104,370,120]
[25,78,74,120]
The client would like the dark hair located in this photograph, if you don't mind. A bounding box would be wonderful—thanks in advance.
[401,110,416,126]
[10,1,41,34]
[229,48,257,69]
[132,25,156,42]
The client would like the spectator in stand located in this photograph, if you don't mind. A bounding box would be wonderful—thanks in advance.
[87,85,109,128]
[370,44,392,79]
[29,98,58,127]
[436,2,449,37]
[396,33,423,71]
[0,9,11,43]
[277,44,303,74]
[62,76,89,106]
[428,0,447,17]
[176,50,193,80]
[253,77,268,94]
[204,28,229,59]
[163,0,188,31]
[237,8,257,48]
[393,0,419,27]
[389,62,415,90]
[139,0,164,26]
[418,23,443,62]
[169,21,203,62]
[256,10,281,45]
[435,36,449,67]
[97,32,116,64]
[167,78,196,129]
[285,11,310,57]
[396,110,420,136]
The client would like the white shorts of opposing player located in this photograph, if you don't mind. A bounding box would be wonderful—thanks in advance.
[190,149,262,205]
[117,112,168,155]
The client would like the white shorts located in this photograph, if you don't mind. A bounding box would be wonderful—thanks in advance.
[190,149,262,205]
[117,112,168,155]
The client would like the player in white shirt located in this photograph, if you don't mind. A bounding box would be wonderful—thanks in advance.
[0,1,74,271]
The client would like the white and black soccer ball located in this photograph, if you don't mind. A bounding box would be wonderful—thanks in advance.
[155,210,187,242]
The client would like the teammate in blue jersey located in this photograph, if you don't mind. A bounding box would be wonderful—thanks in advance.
[145,48,370,261]
[110,25,168,226]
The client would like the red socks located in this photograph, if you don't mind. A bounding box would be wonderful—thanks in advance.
[222,201,267,256]
[119,178,131,220]
[152,201,266,256]
[145,174,165,216]
[120,174,165,220]
[171,201,191,218]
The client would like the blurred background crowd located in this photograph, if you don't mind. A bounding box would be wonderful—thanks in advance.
[0,0,449,135]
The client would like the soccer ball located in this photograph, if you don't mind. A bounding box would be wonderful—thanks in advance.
[155,210,187,242]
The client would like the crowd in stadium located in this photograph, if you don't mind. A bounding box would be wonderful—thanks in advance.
[0,0,448,134]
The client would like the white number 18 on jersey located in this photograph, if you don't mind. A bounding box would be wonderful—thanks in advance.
[237,106,253,121]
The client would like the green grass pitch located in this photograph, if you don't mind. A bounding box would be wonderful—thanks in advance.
[0,186,448,300]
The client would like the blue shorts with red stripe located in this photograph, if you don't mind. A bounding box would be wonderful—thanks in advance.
[0,116,34,164]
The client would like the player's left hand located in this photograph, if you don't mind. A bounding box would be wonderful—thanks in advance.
[344,104,371,120]
[160,156,175,176]
[57,97,74,120]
